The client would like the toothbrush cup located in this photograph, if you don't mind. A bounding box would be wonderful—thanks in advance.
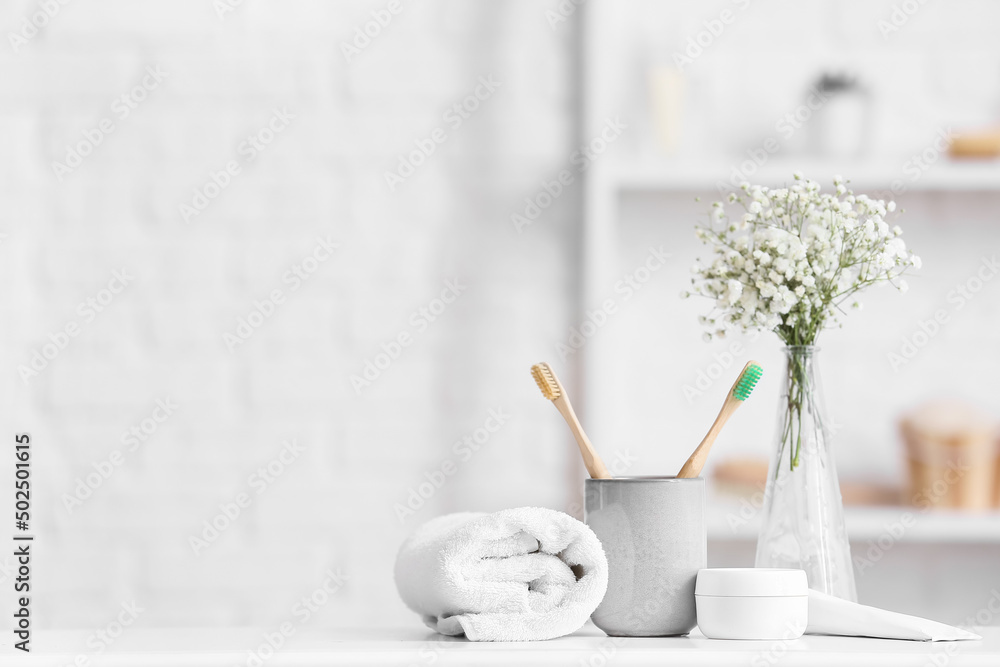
[584,477,707,636]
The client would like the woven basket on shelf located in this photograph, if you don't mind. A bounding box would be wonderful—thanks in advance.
[900,401,998,511]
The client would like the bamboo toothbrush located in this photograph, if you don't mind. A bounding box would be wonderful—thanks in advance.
[531,362,612,479]
[677,361,763,479]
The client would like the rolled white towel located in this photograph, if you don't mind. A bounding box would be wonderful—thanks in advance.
[394,507,608,641]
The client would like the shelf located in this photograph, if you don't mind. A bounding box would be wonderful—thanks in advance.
[606,158,1000,194]
[707,503,1000,544]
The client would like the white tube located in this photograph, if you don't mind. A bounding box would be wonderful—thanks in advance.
[807,589,982,642]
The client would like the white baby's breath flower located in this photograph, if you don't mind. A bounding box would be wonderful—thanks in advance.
[690,174,919,344]
[725,279,743,305]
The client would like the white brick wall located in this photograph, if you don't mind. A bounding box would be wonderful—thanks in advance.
[2,0,581,630]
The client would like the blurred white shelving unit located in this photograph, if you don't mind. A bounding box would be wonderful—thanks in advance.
[578,0,1000,450]
[577,1,1000,621]
[608,158,1000,193]
[707,503,1000,543]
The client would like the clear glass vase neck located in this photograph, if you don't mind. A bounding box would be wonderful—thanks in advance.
[782,345,819,357]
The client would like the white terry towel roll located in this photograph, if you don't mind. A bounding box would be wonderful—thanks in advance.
[394,507,609,641]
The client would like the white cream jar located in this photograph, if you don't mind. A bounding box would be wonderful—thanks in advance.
[695,568,808,640]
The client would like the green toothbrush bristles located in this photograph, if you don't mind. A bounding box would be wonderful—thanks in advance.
[733,363,762,401]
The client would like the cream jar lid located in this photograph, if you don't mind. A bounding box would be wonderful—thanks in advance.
[695,568,807,597]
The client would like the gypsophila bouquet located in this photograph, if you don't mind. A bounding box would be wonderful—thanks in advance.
[682,173,920,346]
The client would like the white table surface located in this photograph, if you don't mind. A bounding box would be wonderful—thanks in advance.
[5,625,997,666]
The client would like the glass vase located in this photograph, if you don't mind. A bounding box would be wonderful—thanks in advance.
[754,346,857,601]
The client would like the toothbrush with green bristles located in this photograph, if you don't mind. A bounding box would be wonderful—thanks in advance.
[677,361,763,479]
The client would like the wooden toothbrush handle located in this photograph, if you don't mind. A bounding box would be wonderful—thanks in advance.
[554,396,612,479]
[677,398,741,479]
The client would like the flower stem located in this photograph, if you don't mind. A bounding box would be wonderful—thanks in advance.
[787,348,808,471]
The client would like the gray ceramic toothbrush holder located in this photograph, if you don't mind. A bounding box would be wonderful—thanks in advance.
[584,477,707,636]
